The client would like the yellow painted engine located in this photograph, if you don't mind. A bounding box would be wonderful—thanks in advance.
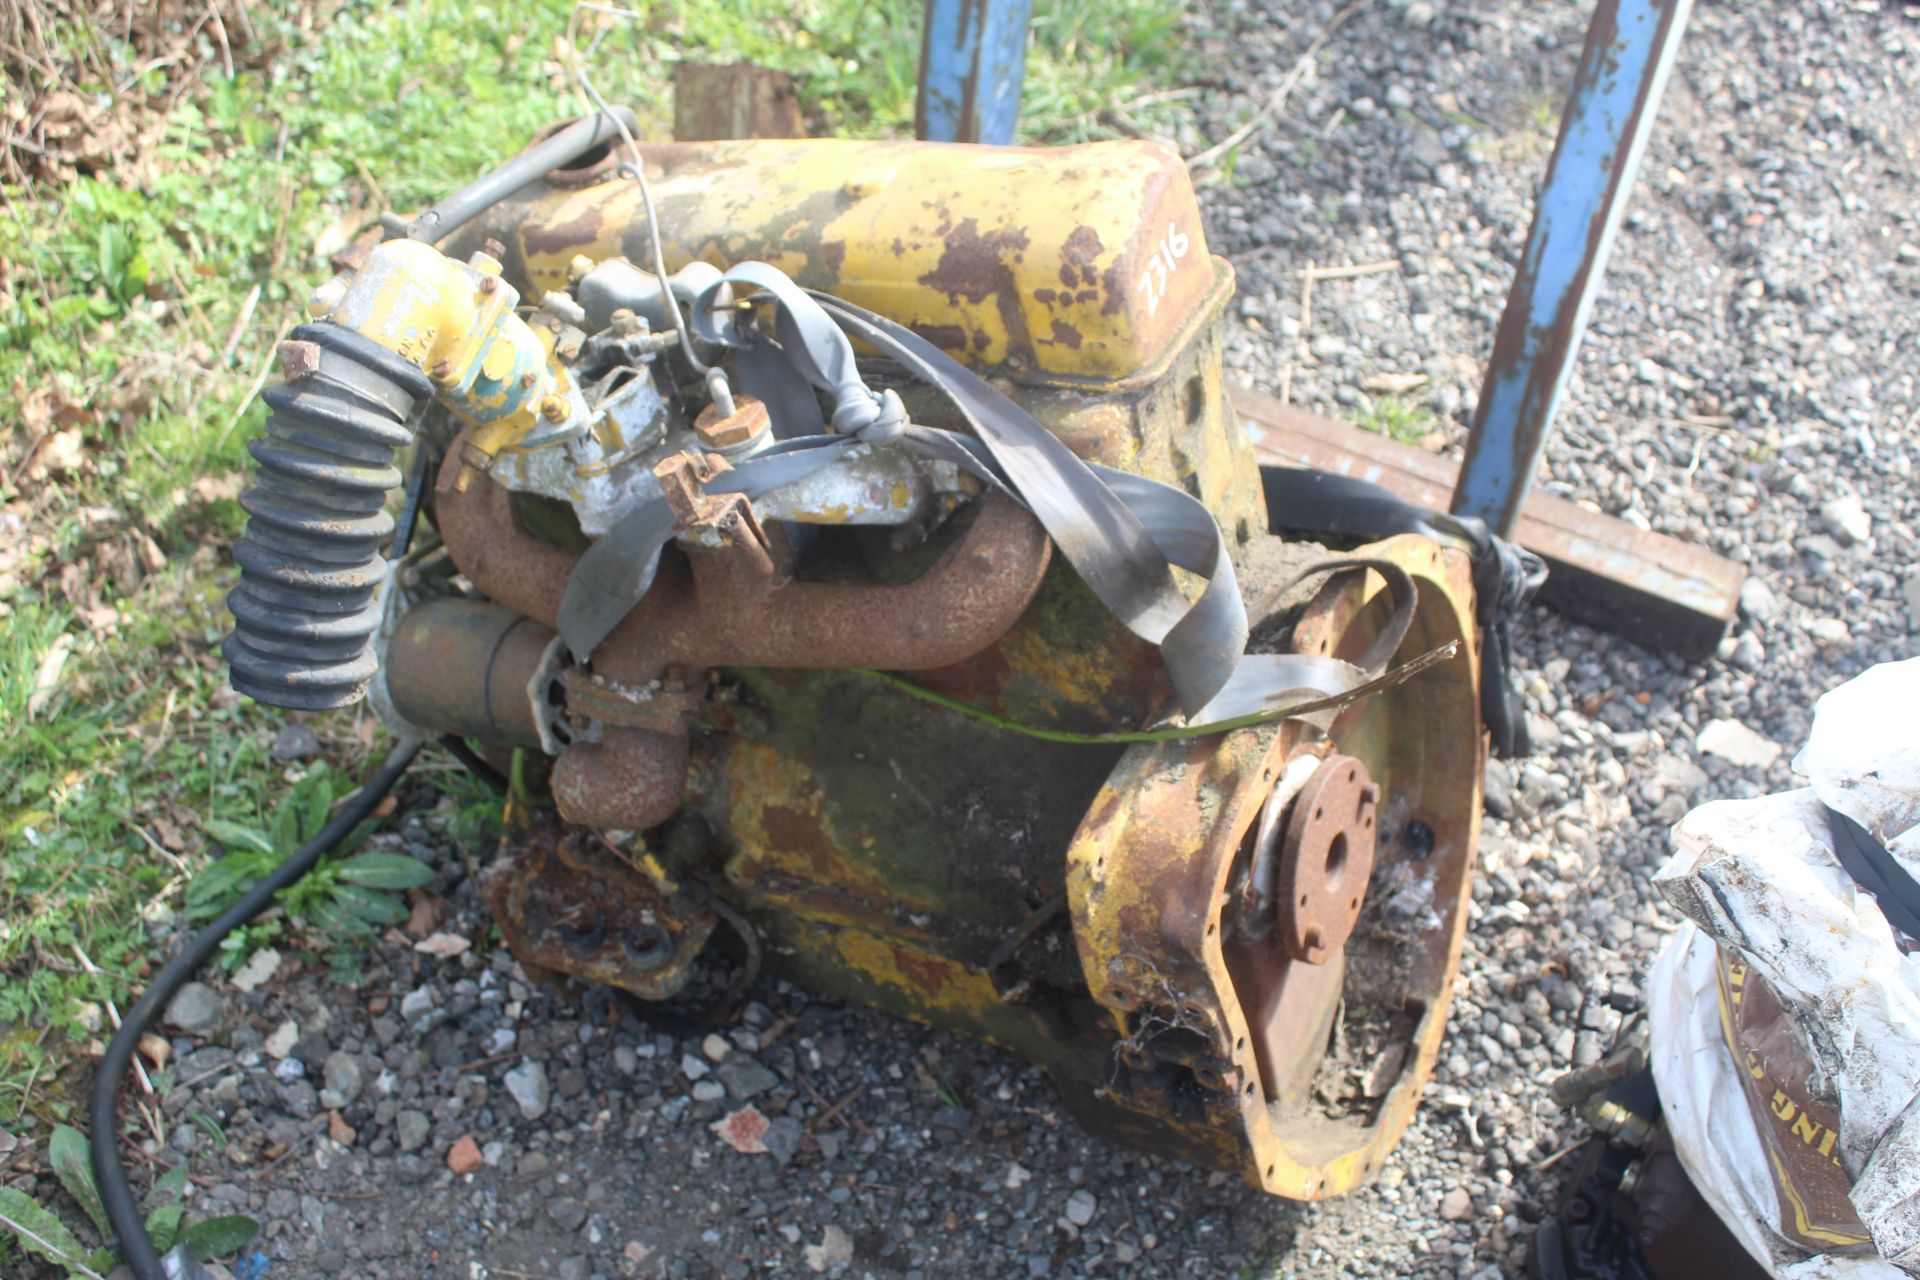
[225,126,1486,1198]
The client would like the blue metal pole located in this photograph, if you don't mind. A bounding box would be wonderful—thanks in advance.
[1450,0,1693,536]
[916,0,1035,145]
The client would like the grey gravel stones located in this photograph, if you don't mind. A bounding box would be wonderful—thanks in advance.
[320,1050,362,1108]
[547,1195,587,1232]
[716,1054,779,1099]
[395,1109,429,1153]
[1820,493,1872,544]
[397,985,435,1026]
[163,981,221,1036]
[503,1059,550,1121]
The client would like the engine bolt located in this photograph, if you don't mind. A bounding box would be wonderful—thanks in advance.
[538,394,570,424]
[519,371,538,390]
[482,237,506,260]
[479,275,498,295]
[429,357,454,382]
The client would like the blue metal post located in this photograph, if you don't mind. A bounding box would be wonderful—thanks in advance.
[916,0,1035,145]
[1450,0,1694,536]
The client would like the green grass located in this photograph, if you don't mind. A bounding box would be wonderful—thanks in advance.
[1355,394,1437,446]
[1469,86,1561,165]
[0,0,1195,1134]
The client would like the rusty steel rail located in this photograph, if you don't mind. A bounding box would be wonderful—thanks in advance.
[1239,389,1742,659]
[1450,0,1696,536]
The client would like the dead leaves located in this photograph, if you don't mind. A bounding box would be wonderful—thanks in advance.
[3,88,163,186]
[404,890,445,938]
[14,380,95,481]
[0,375,243,628]
[1361,371,1430,395]
[1,1,317,187]
[136,1032,171,1070]
[24,633,74,720]
[21,428,86,480]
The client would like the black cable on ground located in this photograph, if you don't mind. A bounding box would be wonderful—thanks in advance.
[90,738,422,1280]
[439,734,509,794]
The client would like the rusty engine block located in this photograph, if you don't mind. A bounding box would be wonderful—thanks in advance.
[225,129,1484,1199]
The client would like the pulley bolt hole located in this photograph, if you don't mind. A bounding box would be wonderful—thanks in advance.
[624,926,672,966]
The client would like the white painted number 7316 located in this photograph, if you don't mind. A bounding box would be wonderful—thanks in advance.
[1135,221,1191,318]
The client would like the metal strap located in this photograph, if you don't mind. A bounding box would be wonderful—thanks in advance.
[553,265,1454,730]
[1260,467,1546,757]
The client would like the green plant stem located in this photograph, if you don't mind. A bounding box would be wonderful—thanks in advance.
[856,641,1456,745]
[0,1209,107,1280]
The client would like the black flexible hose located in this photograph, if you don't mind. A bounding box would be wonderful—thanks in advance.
[223,324,433,710]
[402,107,639,245]
[90,739,422,1280]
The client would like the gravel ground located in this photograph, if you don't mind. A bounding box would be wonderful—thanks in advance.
[22,2,1919,1277]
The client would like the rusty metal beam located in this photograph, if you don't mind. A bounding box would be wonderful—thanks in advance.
[1236,388,1742,659]
[915,0,1034,144]
[671,62,805,142]
[1450,0,1695,536]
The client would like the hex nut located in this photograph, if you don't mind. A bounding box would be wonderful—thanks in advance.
[277,339,321,382]
[694,395,771,449]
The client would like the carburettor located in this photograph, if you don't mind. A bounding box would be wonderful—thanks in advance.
[224,128,1487,1199]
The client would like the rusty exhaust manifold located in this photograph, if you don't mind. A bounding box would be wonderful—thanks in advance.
[397,438,1052,831]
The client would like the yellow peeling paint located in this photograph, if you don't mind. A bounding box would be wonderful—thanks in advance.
[826,927,1005,1024]
[488,139,1219,384]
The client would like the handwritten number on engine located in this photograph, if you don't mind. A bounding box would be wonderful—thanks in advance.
[1134,222,1191,318]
